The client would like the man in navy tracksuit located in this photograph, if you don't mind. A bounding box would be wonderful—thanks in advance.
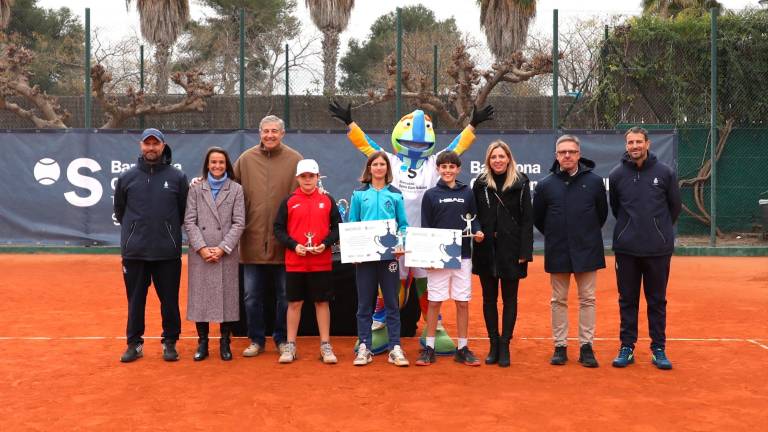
[114,128,189,363]
[609,127,681,370]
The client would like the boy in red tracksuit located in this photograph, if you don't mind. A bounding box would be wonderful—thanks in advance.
[274,159,341,364]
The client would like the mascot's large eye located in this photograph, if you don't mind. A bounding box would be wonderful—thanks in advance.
[425,121,433,129]
[404,120,412,128]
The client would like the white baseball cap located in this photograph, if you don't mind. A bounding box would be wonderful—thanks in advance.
[295,159,320,176]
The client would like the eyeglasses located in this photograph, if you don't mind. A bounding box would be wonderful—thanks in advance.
[556,150,580,156]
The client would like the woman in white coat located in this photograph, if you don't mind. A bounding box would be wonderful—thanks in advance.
[184,147,245,361]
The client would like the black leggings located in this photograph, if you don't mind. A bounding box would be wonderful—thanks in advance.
[480,275,520,339]
[195,322,235,338]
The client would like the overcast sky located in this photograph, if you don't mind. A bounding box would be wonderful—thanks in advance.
[37,0,760,50]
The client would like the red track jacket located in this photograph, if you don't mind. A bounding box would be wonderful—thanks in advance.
[273,187,341,272]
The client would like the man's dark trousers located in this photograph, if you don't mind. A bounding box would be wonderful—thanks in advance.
[123,258,182,345]
[615,253,671,350]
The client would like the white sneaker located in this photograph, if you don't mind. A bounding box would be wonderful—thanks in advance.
[320,342,338,364]
[388,345,409,367]
[243,342,264,357]
[353,343,373,366]
[278,342,296,364]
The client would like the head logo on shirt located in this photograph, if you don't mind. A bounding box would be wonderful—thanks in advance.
[384,200,393,211]
[653,177,659,186]
[319,202,325,209]
[163,181,169,189]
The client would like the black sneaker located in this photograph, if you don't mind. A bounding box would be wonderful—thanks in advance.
[415,346,436,366]
[578,343,599,368]
[454,346,481,367]
[120,343,143,363]
[550,346,567,365]
[162,341,179,362]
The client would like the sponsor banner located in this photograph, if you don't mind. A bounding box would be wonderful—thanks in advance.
[1,129,675,247]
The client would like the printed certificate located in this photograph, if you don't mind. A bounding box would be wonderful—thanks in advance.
[404,227,462,269]
[339,219,402,263]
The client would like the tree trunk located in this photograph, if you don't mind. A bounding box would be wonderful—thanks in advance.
[321,28,339,96]
[222,48,235,96]
[154,43,170,95]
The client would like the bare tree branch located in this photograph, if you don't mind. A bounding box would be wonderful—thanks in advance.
[92,64,214,128]
[366,44,555,127]
[0,43,69,128]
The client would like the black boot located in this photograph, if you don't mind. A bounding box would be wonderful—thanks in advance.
[578,343,599,368]
[498,336,511,367]
[194,337,209,361]
[485,334,499,365]
[194,322,209,361]
[220,324,233,361]
[550,346,568,365]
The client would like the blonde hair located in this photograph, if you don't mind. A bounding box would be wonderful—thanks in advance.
[479,140,520,191]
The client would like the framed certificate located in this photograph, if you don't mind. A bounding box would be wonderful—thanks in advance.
[339,219,402,263]
[404,227,462,269]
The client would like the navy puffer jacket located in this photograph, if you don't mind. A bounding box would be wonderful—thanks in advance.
[533,157,608,273]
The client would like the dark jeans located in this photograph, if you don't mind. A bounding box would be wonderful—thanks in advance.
[122,258,181,345]
[355,260,401,349]
[615,253,671,350]
[243,264,287,347]
[479,275,520,339]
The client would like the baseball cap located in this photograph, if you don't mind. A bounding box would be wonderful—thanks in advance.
[295,159,320,176]
[141,128,165,143]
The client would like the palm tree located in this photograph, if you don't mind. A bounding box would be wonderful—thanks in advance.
[1,0,14,30]
[305,0,354,96]
[478,0,536,61]
[641,0,722,18]
[126,0,190,94]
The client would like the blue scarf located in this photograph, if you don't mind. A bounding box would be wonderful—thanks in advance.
[207,172,227,201]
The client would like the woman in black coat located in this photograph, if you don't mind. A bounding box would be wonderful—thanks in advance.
[472,140,534,367]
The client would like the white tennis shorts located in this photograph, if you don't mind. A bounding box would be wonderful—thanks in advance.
[426,259,472,302]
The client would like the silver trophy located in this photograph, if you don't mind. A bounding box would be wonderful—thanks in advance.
[461,213,476,238]
[304,231,315,252]
[395,229,405,253]
[336,198,350,222]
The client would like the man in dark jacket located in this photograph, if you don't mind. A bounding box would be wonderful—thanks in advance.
[609,126,681,370]
[533,134,608,368]
[114,128,189,363]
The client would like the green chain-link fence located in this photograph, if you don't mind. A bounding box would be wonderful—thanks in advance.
[2,6,766,244]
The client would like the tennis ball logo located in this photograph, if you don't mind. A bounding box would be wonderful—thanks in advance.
[34,158,61,186]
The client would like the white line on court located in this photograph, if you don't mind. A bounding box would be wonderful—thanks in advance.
[746,339,768,350]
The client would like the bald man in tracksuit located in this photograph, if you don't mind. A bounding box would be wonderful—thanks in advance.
[609,127,681,370]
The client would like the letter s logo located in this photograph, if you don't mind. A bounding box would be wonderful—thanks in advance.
[63,158,103,207]
[407,168,417,179]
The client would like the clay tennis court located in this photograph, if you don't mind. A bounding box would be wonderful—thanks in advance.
[0,254,765,430]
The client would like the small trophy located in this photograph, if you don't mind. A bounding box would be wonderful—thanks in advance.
[336,198,350,222]
[395,230,405,253]
[304,231,315,252]
[461,213,476,238]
